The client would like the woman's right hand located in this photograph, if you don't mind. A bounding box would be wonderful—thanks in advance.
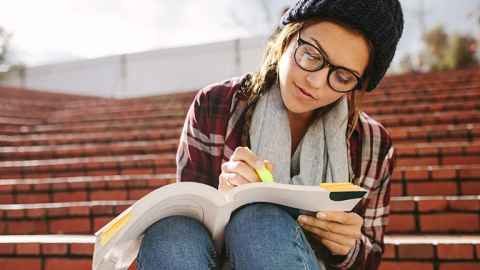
[218,147,273,192]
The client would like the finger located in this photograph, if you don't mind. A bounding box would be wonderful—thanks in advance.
[316,211,363,226]
[321,238,352,256]
[298,215,360,238]
[300,223,356,248]
[221,172,250,186]
[218,174,234,192]
[222,161,259,182]
[231,147,265,172]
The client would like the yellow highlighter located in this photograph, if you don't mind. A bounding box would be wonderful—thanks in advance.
[255,162,274,183]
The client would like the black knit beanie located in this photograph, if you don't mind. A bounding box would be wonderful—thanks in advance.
[281,0,404,91]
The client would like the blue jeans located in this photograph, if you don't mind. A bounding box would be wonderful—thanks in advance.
[137,203,325,270]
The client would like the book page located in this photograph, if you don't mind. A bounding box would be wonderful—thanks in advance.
[93,182,229,270]
[226,182,365,213]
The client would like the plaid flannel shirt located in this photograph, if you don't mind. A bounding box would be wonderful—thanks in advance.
[176,76,396,270]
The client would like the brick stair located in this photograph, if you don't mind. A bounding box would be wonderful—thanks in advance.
[388,195,480,234]
[392,164,480,197]
[0,235,477,270]
[0,163,478,203]
[365,87,480,104]
[0,154,176,179]
[366,100,480,116]
[4,137,478,164]
[0,235,136,270]
[376,110,480,128]
[0,195,477,235]
[0,128,182,146]
[393,163,480,198]
[380,235,480,270]
[2,117,184,135]
[0,139,179,161]
[0,174,175,204]
[389,124,479,143]
[0,201,130,235]
[395,142,480,166]
[0,68,479,269]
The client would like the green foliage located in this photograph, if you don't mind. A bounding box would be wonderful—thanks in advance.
[444,35,478,69]
[420,25,478,72]
[0,26,12,65]
[423,25,448,58]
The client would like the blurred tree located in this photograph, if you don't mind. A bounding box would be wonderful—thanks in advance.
[398,53,416,73]
[444,35,478,70]
[0,26,25,82]
[420,25,478,72]
[0,26,12,68]
[423,26,448,58]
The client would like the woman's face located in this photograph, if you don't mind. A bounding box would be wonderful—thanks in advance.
[278,21,370,119]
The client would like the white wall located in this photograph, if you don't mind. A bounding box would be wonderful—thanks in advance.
[238,37,268,75]
[0,35,269,98]
[123,39,238,98]
[24,55,124,97]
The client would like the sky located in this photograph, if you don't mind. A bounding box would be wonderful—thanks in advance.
[0,0,479,68]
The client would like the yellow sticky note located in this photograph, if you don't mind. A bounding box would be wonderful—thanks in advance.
[319,182,363,192]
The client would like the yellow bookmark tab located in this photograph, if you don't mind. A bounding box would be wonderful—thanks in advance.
[100,210,132,246]
[256,166,274,183]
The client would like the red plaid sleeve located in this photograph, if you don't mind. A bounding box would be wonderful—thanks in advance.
[176,78,241,188]
[176,87,215,185]
[324,113,396,270]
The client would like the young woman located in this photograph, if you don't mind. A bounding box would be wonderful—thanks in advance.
[137,0,404,269]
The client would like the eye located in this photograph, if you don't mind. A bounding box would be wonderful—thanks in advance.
[303,46,321,59]
[333,70,355,84]
[301,52,316,62]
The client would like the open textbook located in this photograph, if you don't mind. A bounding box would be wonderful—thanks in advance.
[92,181,367,270]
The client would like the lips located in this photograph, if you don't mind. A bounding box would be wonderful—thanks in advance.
[295,83,316,100]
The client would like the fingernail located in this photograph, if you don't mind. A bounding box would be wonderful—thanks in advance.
[317,212,327,219]
[298,215,306,223]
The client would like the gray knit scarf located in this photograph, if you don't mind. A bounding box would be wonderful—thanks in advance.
[249,82,353,185]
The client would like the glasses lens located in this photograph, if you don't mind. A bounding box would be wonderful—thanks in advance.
[295,43,324,72]
[329,68,359,92]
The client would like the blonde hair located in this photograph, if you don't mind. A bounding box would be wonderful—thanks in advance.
[241,19,374,140]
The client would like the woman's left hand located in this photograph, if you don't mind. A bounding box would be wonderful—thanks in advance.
[297,211,363,256]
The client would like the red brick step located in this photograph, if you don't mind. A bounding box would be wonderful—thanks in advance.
[391,164,480,197]
[0,174,175,204]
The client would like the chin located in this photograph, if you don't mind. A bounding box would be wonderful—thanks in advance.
[284,99,313,115]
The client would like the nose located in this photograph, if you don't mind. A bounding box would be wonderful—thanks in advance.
[305,67,329,90]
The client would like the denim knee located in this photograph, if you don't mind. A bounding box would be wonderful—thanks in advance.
[137,215,217,270]
[225,203,299,246]
[224,203,322,270]
[227,203,298,234]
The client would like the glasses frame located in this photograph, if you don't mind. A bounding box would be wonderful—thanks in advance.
[293,31,363,93]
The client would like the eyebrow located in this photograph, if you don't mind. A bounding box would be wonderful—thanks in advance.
[308,36,362,76]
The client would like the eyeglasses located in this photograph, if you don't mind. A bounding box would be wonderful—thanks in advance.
[293,31,363,93]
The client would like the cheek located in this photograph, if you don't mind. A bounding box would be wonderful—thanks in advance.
[324,90,345,102]
[313,92,346,109]
[278,52,293,86]
[278,50,304,100]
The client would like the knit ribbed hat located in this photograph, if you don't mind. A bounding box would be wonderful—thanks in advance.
[281,0,404,91]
